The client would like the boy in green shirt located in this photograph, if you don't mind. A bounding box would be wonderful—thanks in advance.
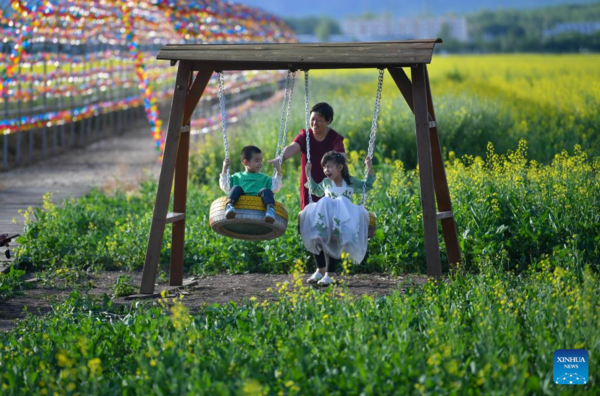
[220,145,282,223]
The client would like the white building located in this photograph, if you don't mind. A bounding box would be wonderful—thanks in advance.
[342,15,469,42]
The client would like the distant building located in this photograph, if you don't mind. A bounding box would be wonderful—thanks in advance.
[342,15,468,42]
[543,22,600,38]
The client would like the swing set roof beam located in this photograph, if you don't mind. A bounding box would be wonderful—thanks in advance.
[157,39,442,71]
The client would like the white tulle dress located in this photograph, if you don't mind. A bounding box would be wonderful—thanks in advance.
[299,175,375,264]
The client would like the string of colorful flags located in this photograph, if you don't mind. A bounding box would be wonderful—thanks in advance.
[0,0,295,152]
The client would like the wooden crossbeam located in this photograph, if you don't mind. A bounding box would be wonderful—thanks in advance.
[158,40,442,71]
[436,211,453,220]
[165,212,185,224]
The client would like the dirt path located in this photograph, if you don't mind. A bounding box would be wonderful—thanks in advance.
[0,118,161,265]
[0,120,162,330]
[1,271,427,331]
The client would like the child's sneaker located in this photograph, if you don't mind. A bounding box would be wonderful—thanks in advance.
[317,274,336,287]
[225,203,236,219]
[306,271,324,284]
[264,205,276,223]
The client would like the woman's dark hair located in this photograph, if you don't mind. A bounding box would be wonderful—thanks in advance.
[240,145,262,162]
[321,151,351,185]
[310,102,334,123]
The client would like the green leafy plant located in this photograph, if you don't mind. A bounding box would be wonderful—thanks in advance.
[111,275,137,298]
[0,260,598,393]
[0,266,28,300]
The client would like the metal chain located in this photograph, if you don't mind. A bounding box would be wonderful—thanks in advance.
[217,72,230,181]
[273,71,296,177]
[361,69,384,206]
[274,71,292,176]
[279,71,295,166]
[303,70,313,203]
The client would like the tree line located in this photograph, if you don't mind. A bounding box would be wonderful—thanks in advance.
[285,3,600,52]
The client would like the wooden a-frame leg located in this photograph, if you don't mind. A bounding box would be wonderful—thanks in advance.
[388,67,415,113]
[389,66,460,274]
[424,66,461,268]
[411,65,442,277]
[170,69,213,286]
[139,62,193,294]
[169,128,190,287]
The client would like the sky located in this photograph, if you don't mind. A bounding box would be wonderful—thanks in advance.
[231,0,598,19]
[0,1,595,20]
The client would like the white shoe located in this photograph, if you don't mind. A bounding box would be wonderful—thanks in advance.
[317,274,336,287]
[307,271,324,284]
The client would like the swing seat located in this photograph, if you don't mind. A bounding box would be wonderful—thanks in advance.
[368,212,377,239]
[210,196,289,241]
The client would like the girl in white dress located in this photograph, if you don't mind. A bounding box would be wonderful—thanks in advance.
[299,151,375,286]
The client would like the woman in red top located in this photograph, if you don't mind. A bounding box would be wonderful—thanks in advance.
[269,102,346,285]
[270,102,346,209]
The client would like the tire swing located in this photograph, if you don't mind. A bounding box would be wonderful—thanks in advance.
[209,71,295,240]
[300,69,384,238]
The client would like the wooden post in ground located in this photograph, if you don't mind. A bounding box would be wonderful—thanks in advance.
[424,66,461,268]
[139,61,193,294]
[410,65,442,277]
[389,66,461,275]
[169,70,213,287]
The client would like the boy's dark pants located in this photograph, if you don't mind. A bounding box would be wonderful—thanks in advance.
[227,186,275,207]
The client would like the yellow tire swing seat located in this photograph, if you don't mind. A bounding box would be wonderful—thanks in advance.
[209,71,296,241]
[210,196,288,240]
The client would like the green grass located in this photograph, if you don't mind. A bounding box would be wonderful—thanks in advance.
[0,260,598,394]
[0,266,28,301]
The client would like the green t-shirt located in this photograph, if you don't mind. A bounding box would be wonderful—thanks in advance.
[230,171,272,196]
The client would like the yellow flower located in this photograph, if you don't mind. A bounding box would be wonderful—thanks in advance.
[56,351,73,368]
[171,302,192,331]
[87,358,102,377]
[284,380,295,388]
[242,379,265,395]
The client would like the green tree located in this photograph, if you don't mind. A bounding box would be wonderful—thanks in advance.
[315,19,332,41]
[284,16,341,40]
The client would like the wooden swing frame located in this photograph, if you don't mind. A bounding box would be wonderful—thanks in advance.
[138,39,461,295]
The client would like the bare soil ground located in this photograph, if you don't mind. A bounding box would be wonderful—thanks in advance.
[0,271,427,331]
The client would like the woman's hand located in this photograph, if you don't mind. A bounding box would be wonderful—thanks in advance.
[267,156,283,167]
[365,156,373,175]
[222,158,230,174]
[305,162,312,175]
[268,143,301,167]
[272,158,282,175]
